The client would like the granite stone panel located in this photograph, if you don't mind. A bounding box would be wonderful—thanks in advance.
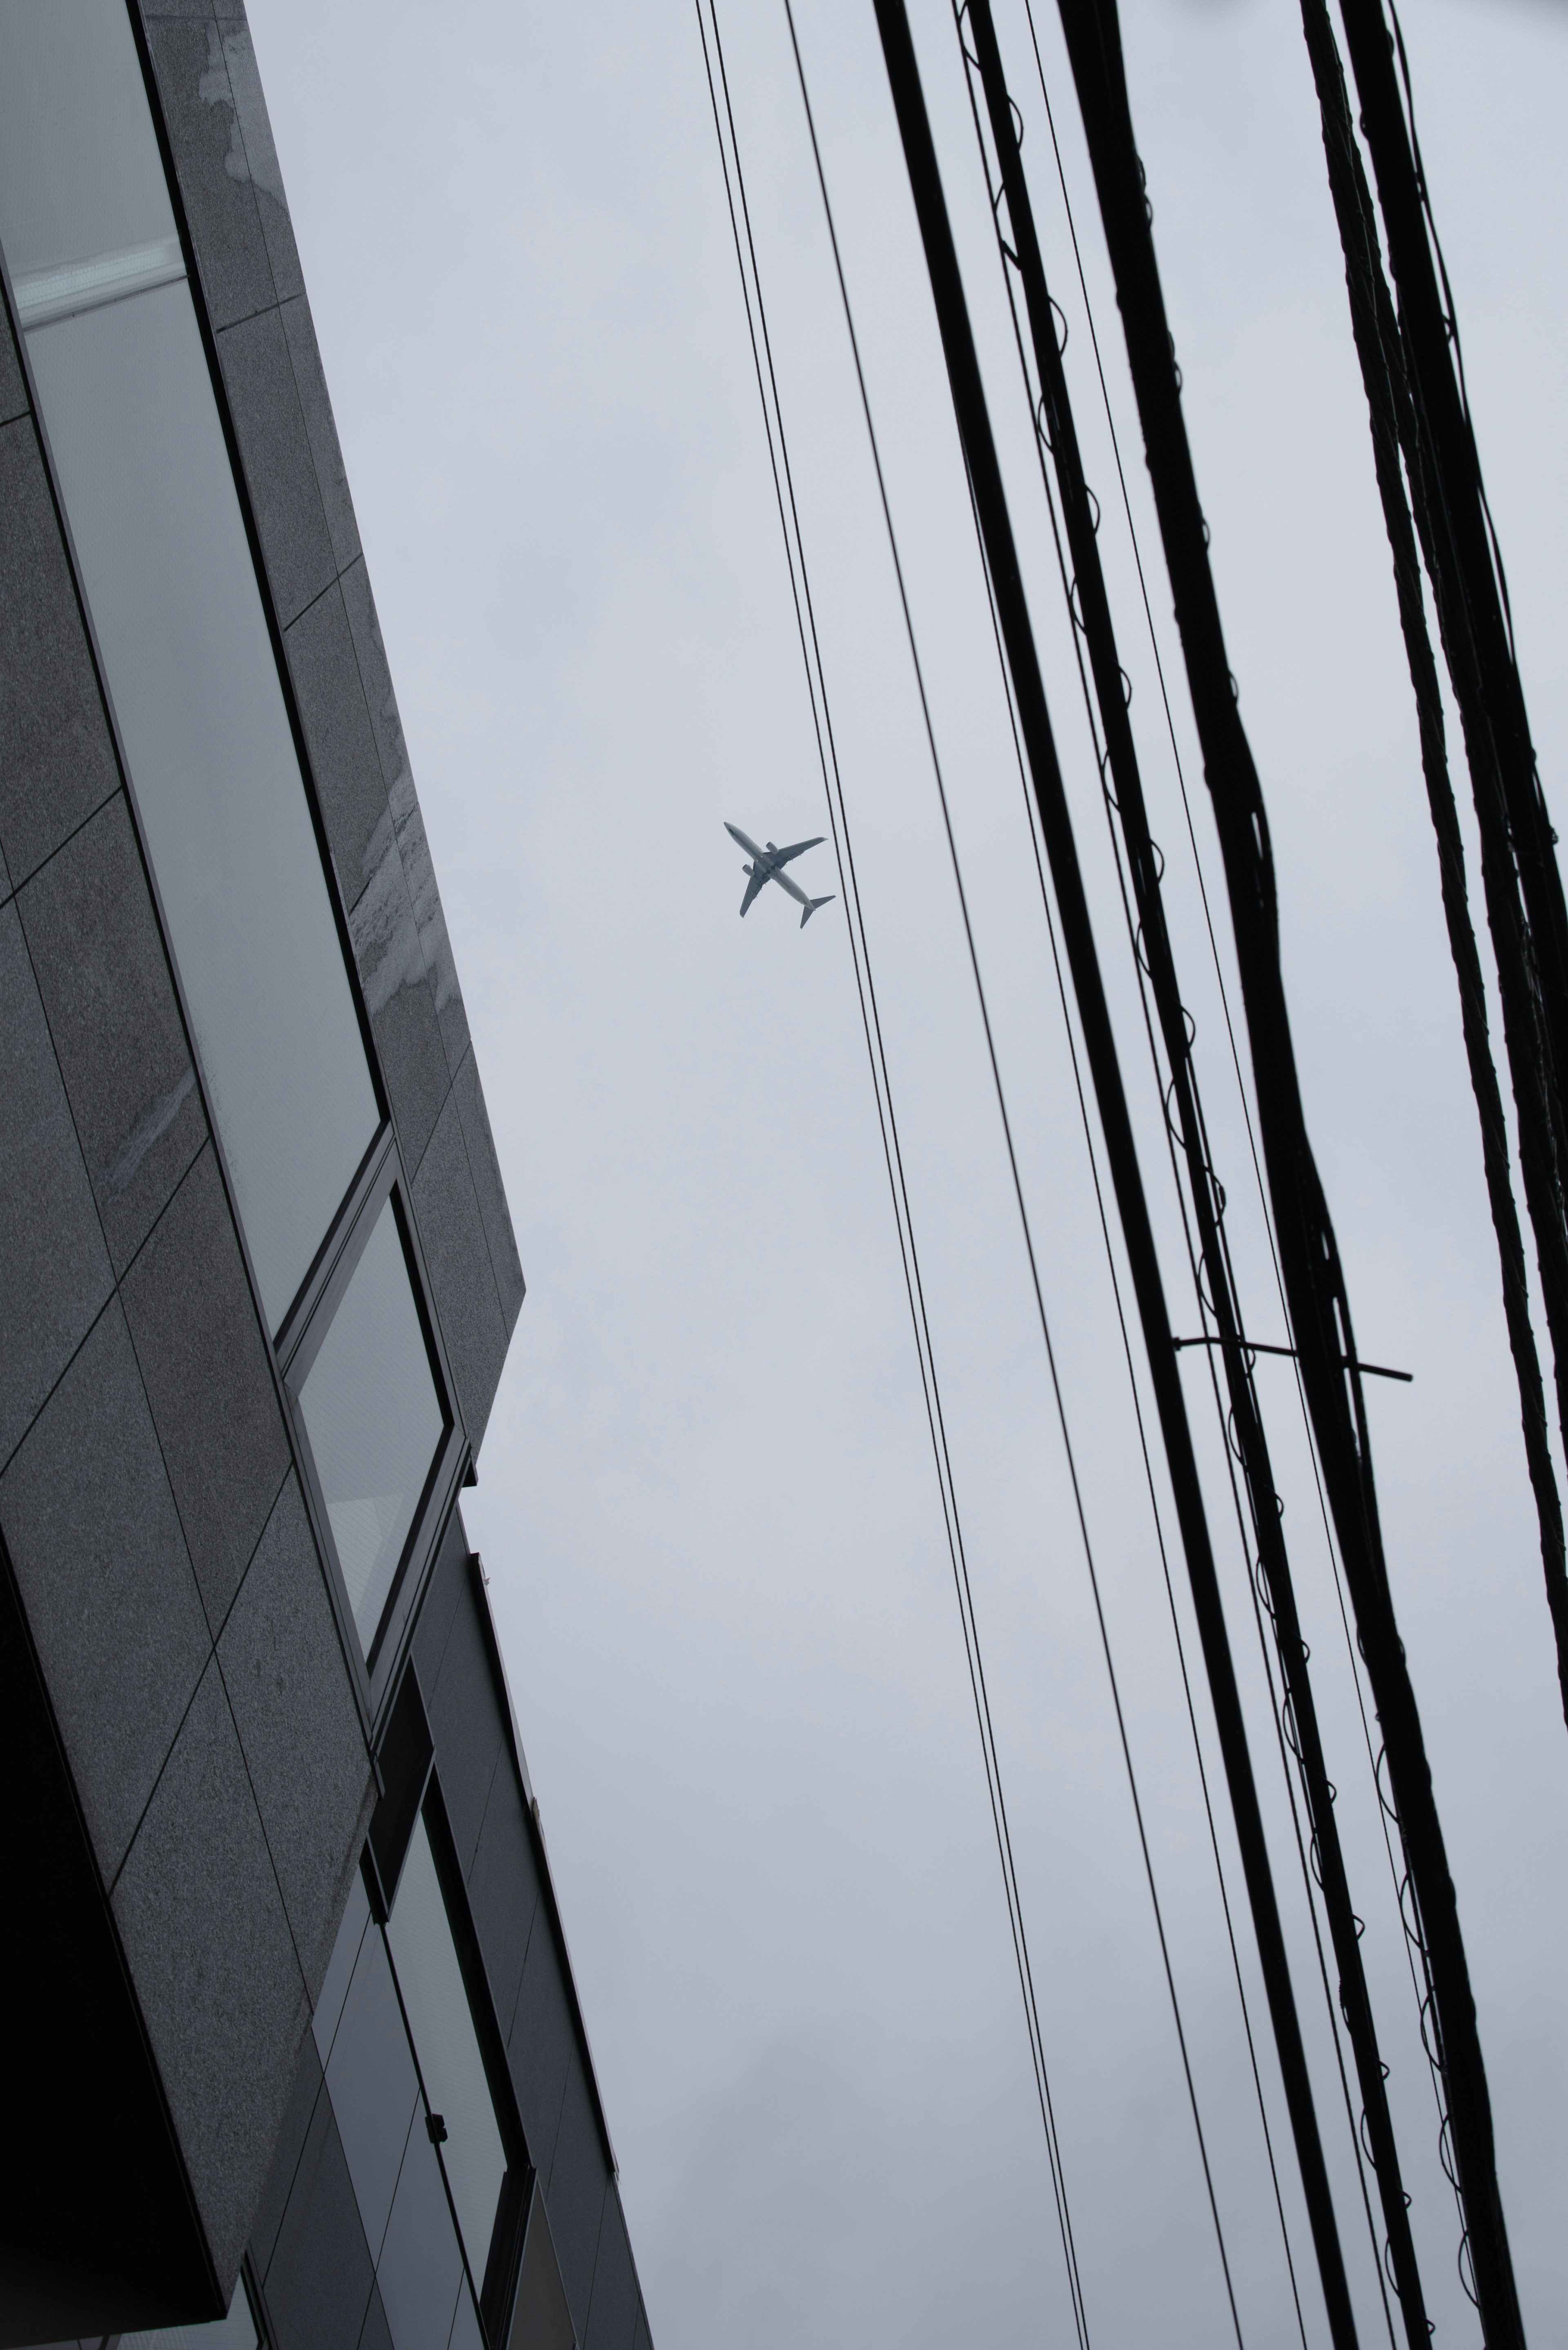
[387,776,469,1081]
[0,415,120,887]
[214,18,305,305]
[0,1300,209,1882]
[261,2083,376,2350]
[285,583,387,917]
[19,793,206,1274]
[427,1585,504,1879]
[546,2061,610,2339]
[121,1144,290,1632]
[216,305,336,629]
[279,295,359,573]
[508,1921,575,2185]
[339,562,410,809]
[248,2032,324,2285]
[584,2194,638,2350]
[466,1762,542,2045]
[349,816,450,1182]
[143,15,276,332]
[0,299,26,424]
[218,1473,375,2002]
[113,1656,310,2292]
[452,1048,525,1335]
[0,901,113,1472]
[410,1509,471,1697]
[411,1089,508,1454]
[0,832,12,908]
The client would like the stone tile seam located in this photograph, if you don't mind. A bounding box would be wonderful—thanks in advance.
[2,766,121,893]
[13,835,207,1224]
[205,1451,292,1650]
[103,1620,218,1902]
[0,1282,116,1487]
[255,2067,325,2296]
[169,11,291,331]
[211,1584,333,1998]
[214,294,343,570]
[448,1042,512,1335]
[578,2182,614,2348]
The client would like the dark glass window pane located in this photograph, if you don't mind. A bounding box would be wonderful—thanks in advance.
[446,2284,484,2350]
[0,0,173,288]
[299,1199,445,1657]
[326,1925,421,2263]
[313,1866,372,2071]
[0,2,379,1333]
[375,2125,465,2350]
[118,2277,258,2350]
[385,1818,506,2290]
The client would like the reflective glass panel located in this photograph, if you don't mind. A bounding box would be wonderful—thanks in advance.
[376,2124,465,2350]
[299,1197,445,1657]
[118,2277,258,2350]
[325,1922,422,2264]
[312,1864,372,2070]
[0,0,379,1331]
[386,1818,507,2289]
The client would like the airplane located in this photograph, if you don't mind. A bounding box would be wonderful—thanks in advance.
[724,822,836,928]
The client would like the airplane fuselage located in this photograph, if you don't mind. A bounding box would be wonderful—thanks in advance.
[724,822,835,928]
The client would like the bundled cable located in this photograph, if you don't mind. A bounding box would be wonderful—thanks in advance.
[1047,0,1526,2339]
[954,7,1431,2336]
[1301,0,1568,1737]
[862,0,1372,2339]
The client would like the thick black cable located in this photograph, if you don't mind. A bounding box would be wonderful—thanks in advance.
[1322,0,1568,1735]
[1049,1,1525,2342]
[1301,0,1566,2294]
[958,9,1429,2337]
[1007,23,1463,2320]
[694,12,1091,2337]
[1337,0,1568,1159]
[861,4,1363,2341]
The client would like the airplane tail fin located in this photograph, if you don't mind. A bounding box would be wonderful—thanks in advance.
[800,894,835,930]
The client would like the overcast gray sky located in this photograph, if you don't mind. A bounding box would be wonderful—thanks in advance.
[247,1,1568,2341]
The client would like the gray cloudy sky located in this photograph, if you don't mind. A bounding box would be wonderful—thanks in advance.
[247,0,1567,2341]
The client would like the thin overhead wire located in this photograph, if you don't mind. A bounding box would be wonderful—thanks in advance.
[695,9,1090,2339]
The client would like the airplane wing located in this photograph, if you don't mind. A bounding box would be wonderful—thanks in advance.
[769,836,824,868]
[739,867,769,916]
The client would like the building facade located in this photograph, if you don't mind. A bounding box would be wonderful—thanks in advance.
[0,5,650,2346]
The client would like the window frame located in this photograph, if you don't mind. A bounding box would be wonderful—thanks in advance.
[280,1128,468,1719]
[372,1773,533,2350]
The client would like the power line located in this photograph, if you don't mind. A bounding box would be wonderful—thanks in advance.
[695,9,1091,2338]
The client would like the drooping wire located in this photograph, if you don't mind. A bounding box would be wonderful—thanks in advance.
[941,19,1400,2339]
[694,10,1091,2340]
[1013,0,1458,2237]
[950,16,1429,2339]
[777,6,1261,2339]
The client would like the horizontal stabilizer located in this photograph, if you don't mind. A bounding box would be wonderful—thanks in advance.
[800,894,835,929]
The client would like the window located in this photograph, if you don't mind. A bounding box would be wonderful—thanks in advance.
[312,1797,528,2350]
[0,0,379,1333]
[283,1156,454,1673]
